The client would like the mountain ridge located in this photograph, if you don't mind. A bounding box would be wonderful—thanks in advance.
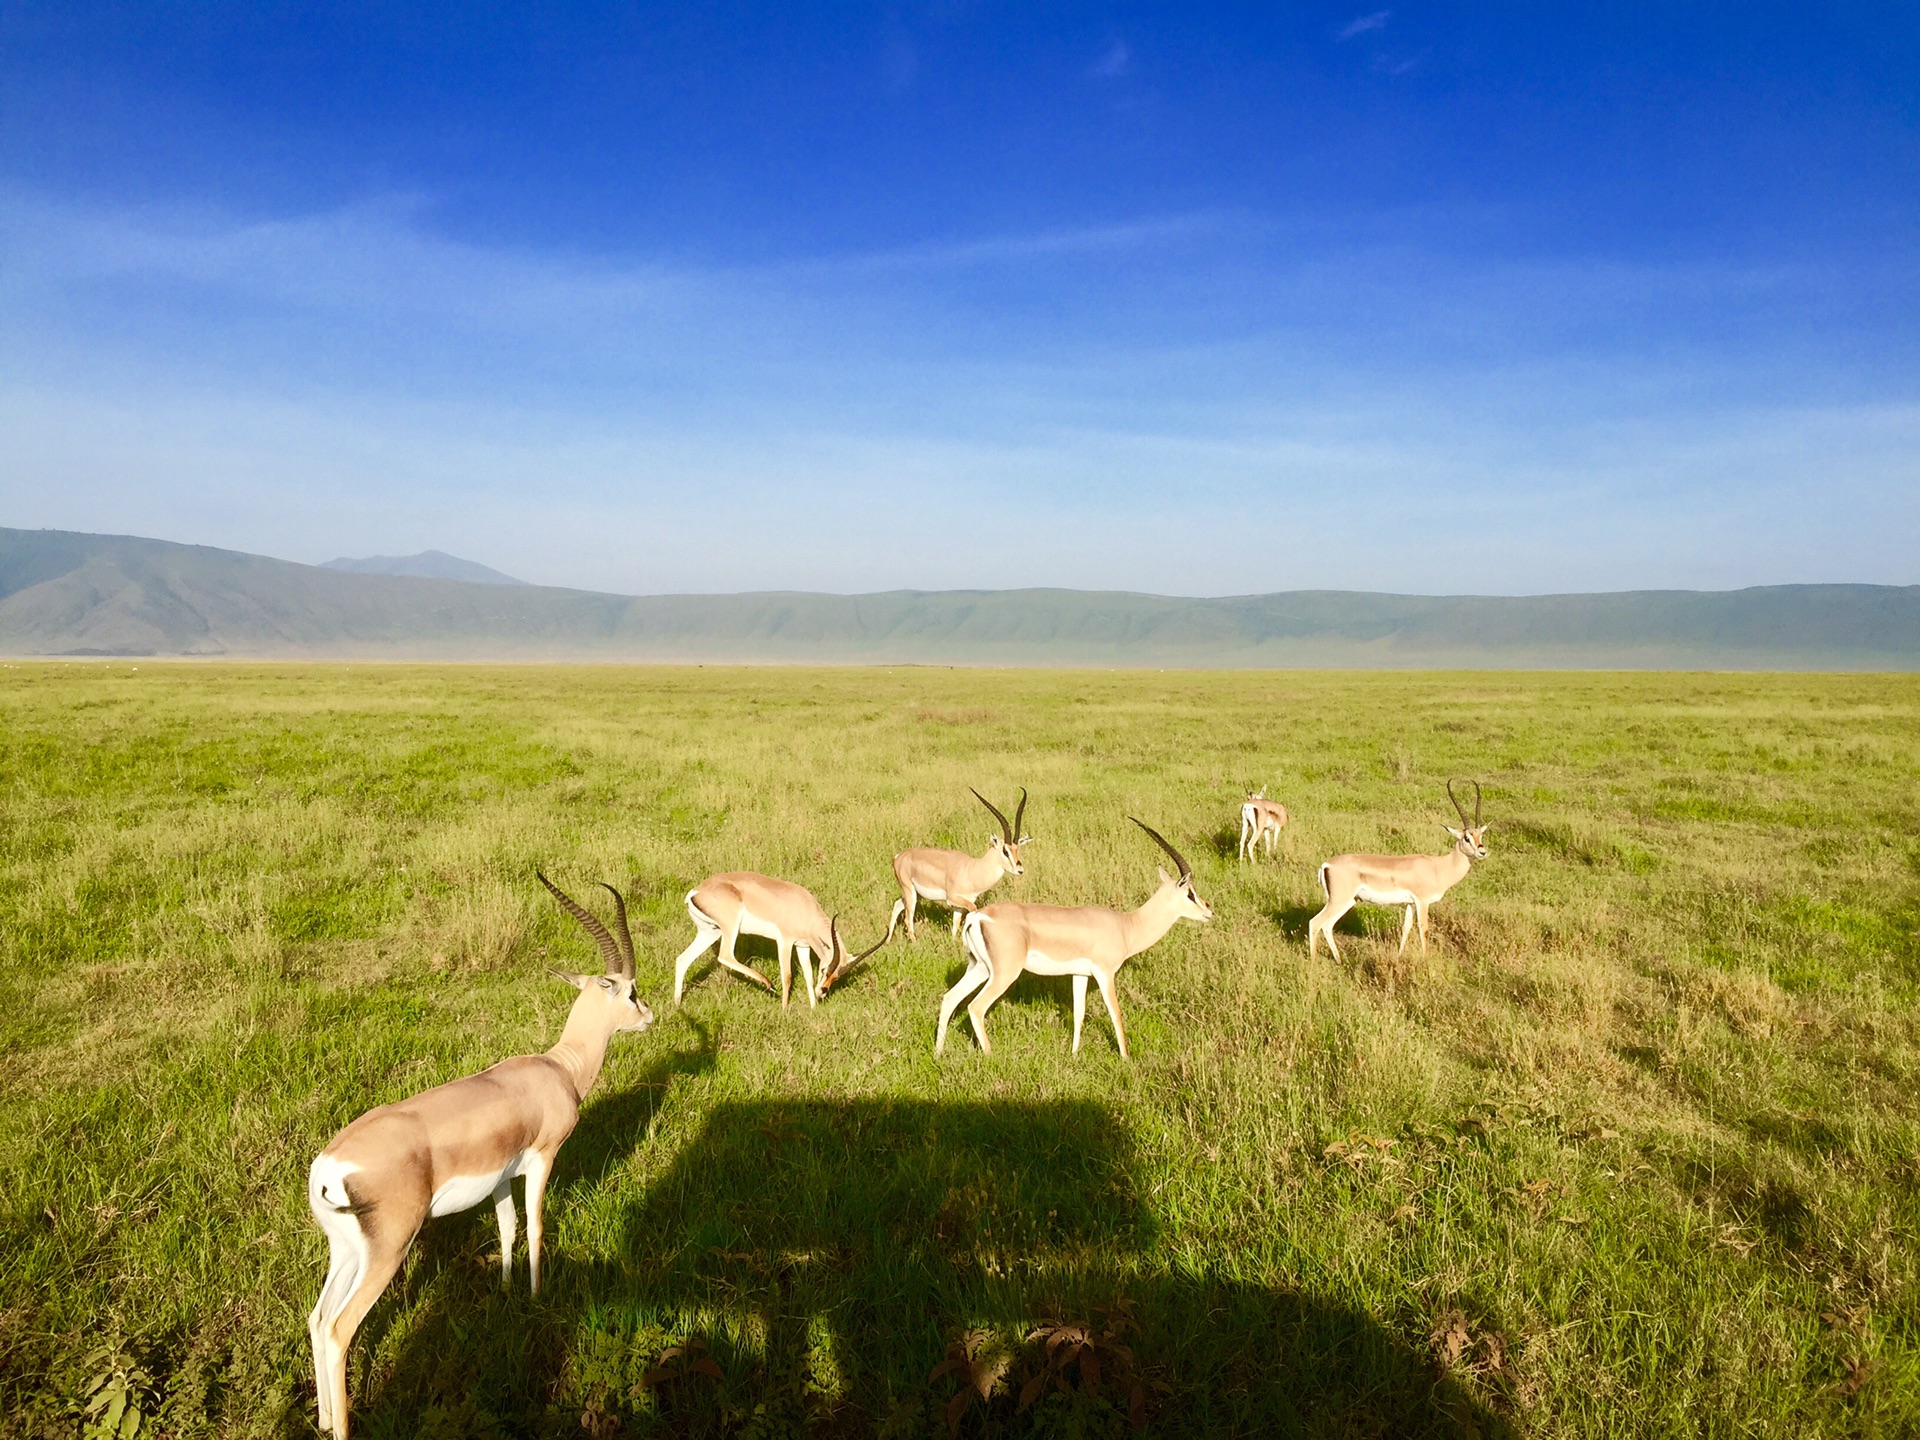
[2,527,1915,668]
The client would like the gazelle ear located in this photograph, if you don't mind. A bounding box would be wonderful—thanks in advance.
[1157,866,1173,884]
[549,968,592,990]
[1017,835,1032,846]
[1443,825,1464,841]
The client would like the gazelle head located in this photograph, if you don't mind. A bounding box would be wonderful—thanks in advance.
[1130,818,1213,922]
[816,914,891,997]
[537,871,656,1033]
[971,786,1031,875]
[1443,779,1492,861]
[1248,786,1267,801]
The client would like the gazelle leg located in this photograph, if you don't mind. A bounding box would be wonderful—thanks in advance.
[1396,905,1415,956]
[1308,901,1350,964]
[1238,818,1250,860]
[493,1179,516,1285]
[310,1236,362,1435]
[319,1225,415,1440]
[712,921,775,993]
[778,938,793,1009]
[951,908,964,938]
[889,894,913,944]
[1071,975,1089,1054]
[964,964,1023,1056]
[935,960,991,1056]
[1416,901,1431,958]
[1092,969,1130,1060]
[523,1152,551,1294]
[673,925,721,1003]
[794,943,818,1007]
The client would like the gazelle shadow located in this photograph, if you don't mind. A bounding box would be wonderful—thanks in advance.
[356,1097,1512,1439]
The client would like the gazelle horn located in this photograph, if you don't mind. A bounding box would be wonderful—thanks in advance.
[596,881,636,981]
[1012,786,1028,840]
[971,787,1014,847]
[1447,779,1473,830]
[537,871,627,979]
[821,914,889,994]
[1129,817,1192,883]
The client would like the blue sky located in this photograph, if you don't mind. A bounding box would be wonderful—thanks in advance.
[1,4,1915,595]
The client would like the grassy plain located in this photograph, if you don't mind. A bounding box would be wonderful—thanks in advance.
[0,663,1916,1439]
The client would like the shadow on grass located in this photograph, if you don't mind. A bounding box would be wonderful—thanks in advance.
[346,1089,1510,1438]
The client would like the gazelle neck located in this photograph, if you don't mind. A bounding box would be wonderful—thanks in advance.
[1121,882,1187,959]
[547,997,620,1098]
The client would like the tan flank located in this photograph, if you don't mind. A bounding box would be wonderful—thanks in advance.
[1308,779,1492,963]
[937,819,1212,1060]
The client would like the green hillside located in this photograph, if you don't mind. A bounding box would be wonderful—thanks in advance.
[2,527,1916,667]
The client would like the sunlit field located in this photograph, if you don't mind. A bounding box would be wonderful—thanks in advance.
[1,663,1915,1438]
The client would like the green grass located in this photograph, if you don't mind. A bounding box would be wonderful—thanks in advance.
[1,663,1917,1439]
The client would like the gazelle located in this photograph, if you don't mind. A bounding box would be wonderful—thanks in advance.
[887,787,1031,942]
[674,872,887,1006]
[1238,788,1288,861]
[1307,779,1491,964]
[936,820,1212,1060]
[306,873,654,1440]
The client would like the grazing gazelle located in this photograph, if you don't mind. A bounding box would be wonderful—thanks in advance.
[936,820,1212,1060]
[888,787,1031,942]
[1238,788,1289,861]
[1307,779,1491,964]
[306,873,653,1440]
[674,872,887,1006]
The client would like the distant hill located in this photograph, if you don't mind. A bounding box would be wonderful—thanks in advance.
[321,550,526,585]
[1,527,1915,668]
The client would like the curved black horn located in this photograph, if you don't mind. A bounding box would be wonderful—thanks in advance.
[1130,817,1191,882]
[597,881,636,980]
[1012,786,1028,839]
[537,870,624,976]
[971,787,1013,846]
[1472,778,1483,825]
[821,914,889,994]
[1446,779,1471,829]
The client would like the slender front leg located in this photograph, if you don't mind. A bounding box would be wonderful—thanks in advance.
[778,938,793,1009]
[1092,968,1129,1060]
[1396,905,1416,956]
[794,943,818,1007]
[493,1179,517,1286]
[1070,974,1088,1054]
[522,1152,551,1295]
[1415,901,1431,958]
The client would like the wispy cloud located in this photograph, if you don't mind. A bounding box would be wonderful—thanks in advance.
[2,186,1913,594]
[1337,11,1391,42]
[1090,39,1131,79]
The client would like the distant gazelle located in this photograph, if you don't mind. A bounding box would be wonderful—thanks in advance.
[306,873,654,1440]
[1238,788,1288,861]
[674,872,887,1006]
[1307,780,1491,964]
[888,787,1030,942]
[936,820,1212,1060]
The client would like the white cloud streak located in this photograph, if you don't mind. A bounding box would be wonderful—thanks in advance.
[1,187,1914,594]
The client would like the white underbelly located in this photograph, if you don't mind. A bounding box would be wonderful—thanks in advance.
[738,915,785,943]
[915,884,949,901]
[1022,950,1098,978]
[1353,885,1419,906]
[430,1149,533,1217]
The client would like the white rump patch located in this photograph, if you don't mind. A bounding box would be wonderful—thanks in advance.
[308,1154,361,1212]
